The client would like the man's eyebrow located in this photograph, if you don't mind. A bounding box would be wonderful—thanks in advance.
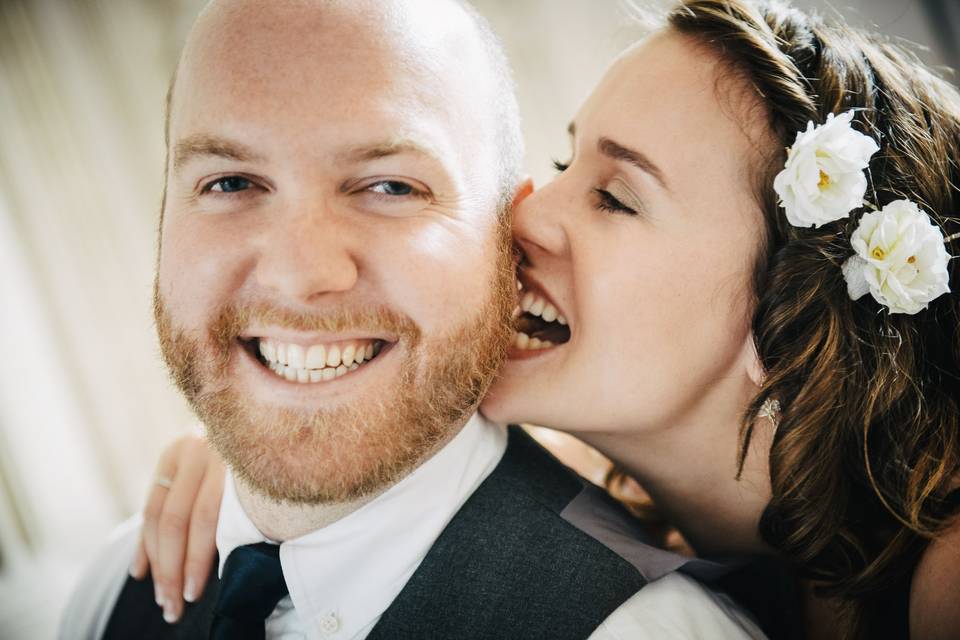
[172,134,263,172]
[598,137,670,191]
[337,139,443,164]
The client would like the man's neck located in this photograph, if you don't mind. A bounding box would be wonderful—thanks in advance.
[235,480,385,541]
[233,418,471,541]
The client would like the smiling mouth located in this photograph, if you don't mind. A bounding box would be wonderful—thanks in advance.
[242,337,387,383]
[513,285,571,352]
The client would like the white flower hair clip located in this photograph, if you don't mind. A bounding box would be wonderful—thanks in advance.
[774,110,879,228]
[774,110,953,315]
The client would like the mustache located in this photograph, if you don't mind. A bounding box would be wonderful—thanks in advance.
[208,301,422,344]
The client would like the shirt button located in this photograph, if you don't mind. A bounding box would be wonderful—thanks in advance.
[317,612,340,635]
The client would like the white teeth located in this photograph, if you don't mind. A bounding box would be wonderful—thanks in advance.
[287,344,305,369]
[512,331,556,352]
[326,345,341,368]
[521,292,535,312]
[259,341,276,363]
[257,338,383,383]
[518,289,566,327]
[529,298,545,317]
[306,344,326,369]
[341,345,356,367]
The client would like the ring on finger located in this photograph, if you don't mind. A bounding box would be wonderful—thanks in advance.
[154,475,174,490]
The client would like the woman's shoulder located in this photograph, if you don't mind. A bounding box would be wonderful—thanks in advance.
[587,572,769,640]
[910,515,960,640]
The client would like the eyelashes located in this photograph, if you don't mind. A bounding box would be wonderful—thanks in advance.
[552,158,639,217]
[593,188,638,216]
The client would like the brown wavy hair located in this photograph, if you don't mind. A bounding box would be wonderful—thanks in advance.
[653,1,960,636]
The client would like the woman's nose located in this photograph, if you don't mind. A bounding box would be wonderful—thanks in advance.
[512,179,570,261]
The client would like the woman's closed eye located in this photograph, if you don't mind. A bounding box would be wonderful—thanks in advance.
[593,187,638,216]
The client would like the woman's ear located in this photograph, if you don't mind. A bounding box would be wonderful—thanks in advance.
[742,332,766,388]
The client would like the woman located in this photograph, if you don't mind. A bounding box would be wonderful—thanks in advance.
[134,1,960,637]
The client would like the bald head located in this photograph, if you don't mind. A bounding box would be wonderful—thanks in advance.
[165,0,522,211]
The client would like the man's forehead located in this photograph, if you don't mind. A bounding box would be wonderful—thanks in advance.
[171,1,481,140]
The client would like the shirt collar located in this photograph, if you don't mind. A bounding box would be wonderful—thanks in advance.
[215,412,507,639]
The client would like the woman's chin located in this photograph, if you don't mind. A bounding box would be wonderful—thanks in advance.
[479,366,532,425]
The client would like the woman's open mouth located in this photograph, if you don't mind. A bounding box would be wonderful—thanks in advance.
[511,281,571,355]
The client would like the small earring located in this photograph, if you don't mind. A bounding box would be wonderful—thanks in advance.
[758,397,781,432]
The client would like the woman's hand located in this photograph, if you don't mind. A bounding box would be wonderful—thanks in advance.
[129,432,225,624]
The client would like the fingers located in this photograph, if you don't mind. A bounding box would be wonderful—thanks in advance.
[140,440,181,590]
[129,535,149,581]
[154,437,212,623]
[182,455,226,603]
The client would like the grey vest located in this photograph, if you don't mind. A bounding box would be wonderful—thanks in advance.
[99,426,741,639]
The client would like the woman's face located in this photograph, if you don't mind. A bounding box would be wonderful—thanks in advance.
[481,30,772,435]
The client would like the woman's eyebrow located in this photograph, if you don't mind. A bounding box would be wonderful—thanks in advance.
[567,121,671,192]
[597,137,670,192]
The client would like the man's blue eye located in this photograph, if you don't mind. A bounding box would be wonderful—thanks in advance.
[370,181,414,196]
[209,176,252,193]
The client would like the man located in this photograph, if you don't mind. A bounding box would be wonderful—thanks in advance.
[60,1,767,638]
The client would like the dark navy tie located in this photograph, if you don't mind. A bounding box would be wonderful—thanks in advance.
[211,542,289,640]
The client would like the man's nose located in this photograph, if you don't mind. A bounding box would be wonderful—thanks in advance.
[253,205,360,302]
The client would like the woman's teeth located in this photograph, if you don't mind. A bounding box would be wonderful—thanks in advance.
[520,291,567,325]
[513,332,555,351]
[258,339,380,383]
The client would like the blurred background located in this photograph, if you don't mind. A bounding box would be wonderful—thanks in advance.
[0,0,956,637]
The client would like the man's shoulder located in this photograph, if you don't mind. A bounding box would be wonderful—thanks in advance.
[59,516,142,640]
[365,427,649,639]
[488,426,682,575]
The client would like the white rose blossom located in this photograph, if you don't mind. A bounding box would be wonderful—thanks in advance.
[773,110,880,228]
[842,199,952,315]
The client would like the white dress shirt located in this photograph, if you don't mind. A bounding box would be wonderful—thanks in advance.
[59,414,768,640]
[219,412,508,640]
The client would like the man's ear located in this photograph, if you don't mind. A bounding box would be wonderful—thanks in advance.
[511,177,534,210]
[742,331,766,388]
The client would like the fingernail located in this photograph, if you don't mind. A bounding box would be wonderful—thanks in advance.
[183,578,197,603]
[163,605,178,624]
